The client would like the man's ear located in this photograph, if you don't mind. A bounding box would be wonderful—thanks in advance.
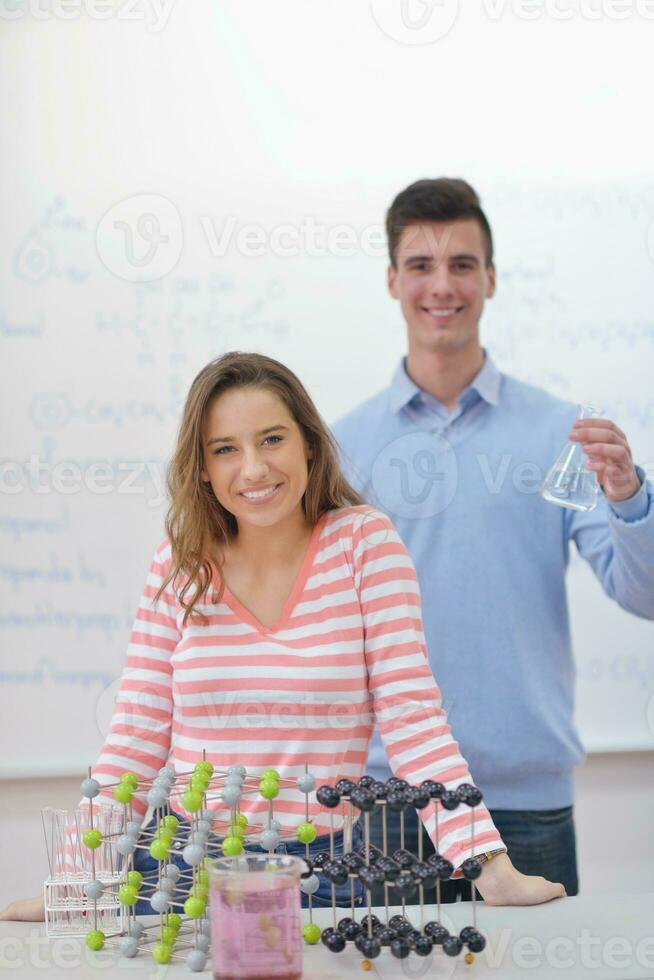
[387,263,398,299]
[486,263,496,299]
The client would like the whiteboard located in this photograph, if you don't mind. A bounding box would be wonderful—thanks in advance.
[1,3,654,777]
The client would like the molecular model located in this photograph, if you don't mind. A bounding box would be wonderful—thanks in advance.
[312,774,487,970]
[42,758,488,972]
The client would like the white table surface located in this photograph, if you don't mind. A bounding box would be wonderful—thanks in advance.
[2,894,653,979]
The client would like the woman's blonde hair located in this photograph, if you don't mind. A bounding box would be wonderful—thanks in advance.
[155,351,365,624]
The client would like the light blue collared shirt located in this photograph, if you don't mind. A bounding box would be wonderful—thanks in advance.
[331,353,654,809]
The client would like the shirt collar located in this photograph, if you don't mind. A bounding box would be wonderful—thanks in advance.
[389,350,502,414]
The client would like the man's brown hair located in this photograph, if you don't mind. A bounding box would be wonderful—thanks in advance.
[386,178,494,269]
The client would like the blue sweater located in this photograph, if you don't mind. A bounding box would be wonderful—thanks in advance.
[331,353,654,810]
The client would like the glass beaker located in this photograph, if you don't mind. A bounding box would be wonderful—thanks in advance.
[208,854,304,980]
[540,404,603,512]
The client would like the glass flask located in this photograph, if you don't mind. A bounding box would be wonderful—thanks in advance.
[540,404,603,512]
[208,854,304,980]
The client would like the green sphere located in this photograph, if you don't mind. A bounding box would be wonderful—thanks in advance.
[160,926,177,945]
[190,773,209,792]
[194,883,209,902]
[166,913,182,932]
[152,943,173,964]
[149,839,170,861]
[86,929,105,951]
[162,814,180,831]
[296,822,317,844]
[157,826,174,842]
[83,829,102,850]
[195,760,214,776]
[234,813,248,829]
[113,784,133,805]
[120,771,139,790]
[259,778,279,800]
[184,896,206,919]
[222,835,243,857]
[302,923,321,945]
[261,768,280,781]
[182,789,203,812]
[118,884,138,906]
[126,870,143,889]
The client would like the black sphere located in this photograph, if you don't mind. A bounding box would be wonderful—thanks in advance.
[412,861,438,889]
[406,929,423,947]
[420,779,444,799]
[324,931,346,953]
[358,865,384,889]
[342,852,364,871]
[387,777,409,791]
[343,921,361,941]
[461,857,482,881]
[360,914,381,931]
[390,938,411,959]
[336,918,353,935]
[459,926,477,944]
[393,871,417,899]
[467,931,486,953]
[389,915,411,932]
[457,783,483,806]
[443,936,463,957]
[357,775,376,789]
[386,789,407,812]
[377,927,396,947]
[357,935,381,959]
[392,848,417,869]
[414,935,433,957]
[312,850,331,869]
[335,778,356,797]
[323,860,348,885]
[405,786,430,810]
[371,780,388,800]
[440,789,460,811]
[300,858,313,878]
[316,786,340,809]
[378,858,400,882]
[350,786,376,812]
[424,922,449,945]
[433,856,454,880]
[321,927,335,944]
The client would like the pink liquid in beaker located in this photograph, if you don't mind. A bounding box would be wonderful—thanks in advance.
[211,874,302,980]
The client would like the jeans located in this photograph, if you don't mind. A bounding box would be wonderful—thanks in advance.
[365,804,579,905]
[132,815,365,914]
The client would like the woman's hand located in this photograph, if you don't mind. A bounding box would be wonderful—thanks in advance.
[475,853,566,906]
[0,895,45,921]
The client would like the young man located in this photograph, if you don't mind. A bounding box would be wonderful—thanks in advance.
[331,178,654,902]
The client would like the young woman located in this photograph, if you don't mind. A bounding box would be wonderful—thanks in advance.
[1,352,564,921]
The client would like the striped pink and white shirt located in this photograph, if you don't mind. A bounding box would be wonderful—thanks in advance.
[89,505,502,867]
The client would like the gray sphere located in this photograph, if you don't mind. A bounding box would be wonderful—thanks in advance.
[198,918,210,936]
[183,843,205,866]
[80,778,100,799]
[150,890,170,913]
[300,873,320,895]
[260,829,280,851]
[84,880,104,900]
[128,921,144,938]
[159,877,176,894]
[120,936,139,958]
[158,766,177,782]
[227,764,246,777]
[195,933,210,953]
[264,817,281,831]
[125,821,141,839]
[117,835,136,856]
[222,784,241,806]
[146,786,168,808]
[164,863,181,881]
[187,950,207,972]
[196,819,213,835]
[297,773,316,793]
